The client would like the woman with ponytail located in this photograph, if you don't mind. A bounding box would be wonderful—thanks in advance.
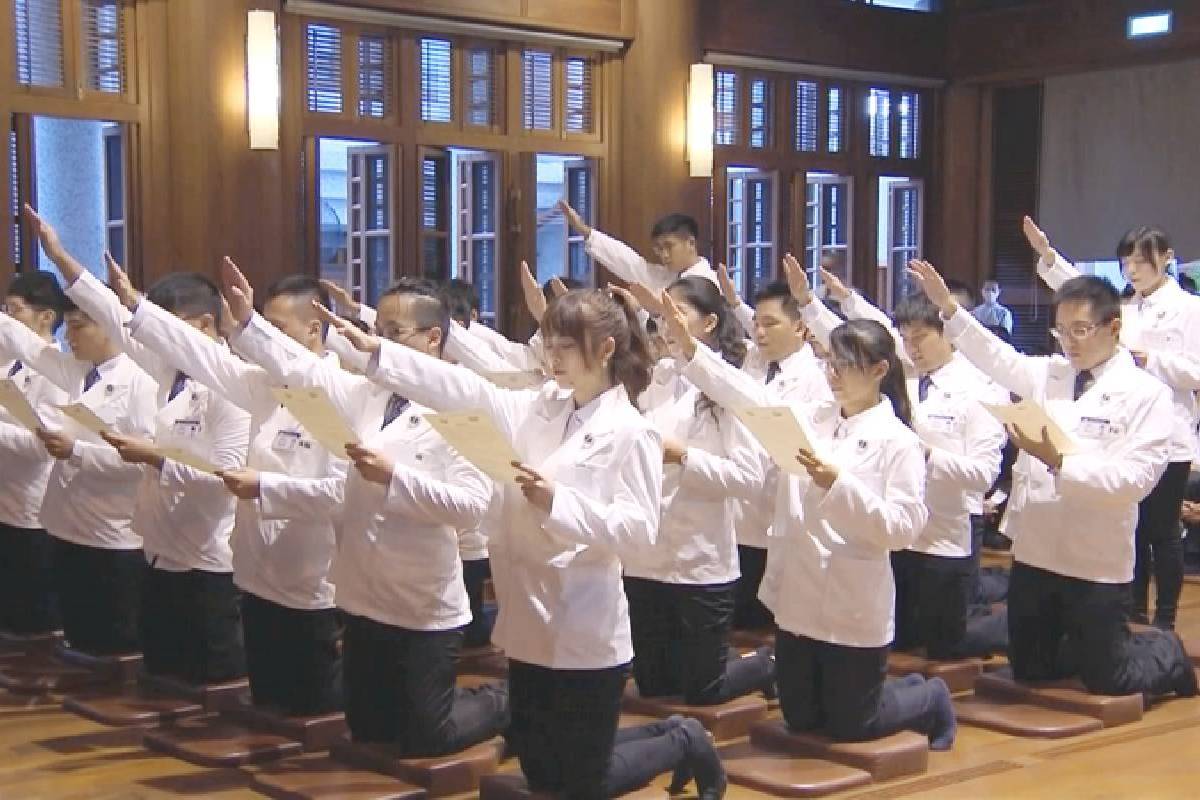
[663,255,956,752]
[626,276,776,709]
[316,286,727,800]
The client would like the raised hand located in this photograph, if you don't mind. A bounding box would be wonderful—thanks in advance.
[346,443,394,485]
[221,257,256,326]
[1022,216,1053,262]
[319,279,361,317]
[556,200,592,238]
[105,252,140,310]
[216,467,261,499]
[312,300,381,354]
[626,281,664,317]
[905,260,955,316]
[782,253,812,306]
[513,462,555,512]
[23,204,67,263]
[520,261,547,324]
[659,289,697,361]
[548,277,570,299]
[606,283,642,316]
[717,264,742,307]
[818,264,850,302]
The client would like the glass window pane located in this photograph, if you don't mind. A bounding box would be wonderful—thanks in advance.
[420,38,453,123]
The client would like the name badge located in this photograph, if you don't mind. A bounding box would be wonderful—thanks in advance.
[272,430,302,452]
[924,413,959,434]
[172,418,203,438]
[1078,415,1115,439]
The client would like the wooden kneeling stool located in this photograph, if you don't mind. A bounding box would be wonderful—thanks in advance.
[620,684,769,741]
[137,671,250,712]
[887,651,988,693]
[330,735,506,798]
[64,684,205,728]
[249,752,428,800]
[478,773,669,799]
[0,648,114,695]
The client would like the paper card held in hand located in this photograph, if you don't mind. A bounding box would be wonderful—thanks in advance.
[983,400,1077,455]
[57,403,110,438]
[271,386,359,455]
[734,406,825,475]
[0,378,43,432]
[425,410,523,484]
[156,445,219,474]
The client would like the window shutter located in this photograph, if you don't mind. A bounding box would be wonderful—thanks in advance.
[14,0,66,89]
[794,80,818,152]
[827,86,844,154]
[899,90,921,159]
[80,0,126,94]
[868,88,891,157]
[420,150,450,280]
[564,56,595,134]
[419,37,453,123]
[357,34,392,119]
[9,128,20,266]
[714,69,738,146]
[522,49,553,130]
[749,77,770,149]
[465,47,497,127]
[565,162,594,282]
[305,23,343,114]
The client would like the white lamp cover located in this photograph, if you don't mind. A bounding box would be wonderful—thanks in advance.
[246,10,280,150]
[687,63,714,178]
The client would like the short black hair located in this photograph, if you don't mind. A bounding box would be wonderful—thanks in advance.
[147,273,223,327]
[752,281,800,320]
[1117,226,1170,264]
[650,213,699,241]
[1054,275,1121,324]
[893,291,944,333]
[262,274,331,334]
[381,277,450,354]
[542,276,585,302]
[442,279,479,326]
[6,270,69,331]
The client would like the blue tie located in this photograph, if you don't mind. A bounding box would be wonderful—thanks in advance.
[382,394,409,429]
[918,374,933,403]
[765,361,781,384]
[1073,370,1094,401]
[6,360,20,378]
[83,367,101,393]
[168,371,189,402]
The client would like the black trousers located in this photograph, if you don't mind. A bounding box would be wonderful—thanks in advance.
[1132,461,1191,628]
[341,612,507,756]
[733,545,774,630]
[53,539,142,655]
[624,576,774,705]
[0,522,59,635]
[139,564,246,684]
[1008,561,1188,695]
[893,549,984,659]
[508,659,694,800]
[241,592,342,716]
[462,558,494,648]
[775,630,943,743]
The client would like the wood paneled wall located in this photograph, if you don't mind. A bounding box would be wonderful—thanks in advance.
[324,0,636,39]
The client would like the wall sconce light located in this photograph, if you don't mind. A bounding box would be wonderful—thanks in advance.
[246,10,280,150]
[687,63,714,178]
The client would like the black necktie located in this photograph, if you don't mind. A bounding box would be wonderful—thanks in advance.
[1073,369,1094,401]
[382,393,410,429]
[6,360,21,378]
[918,374,933,403]
[168,371,189,402]
[83,367,101,393]
[765,361,781,384]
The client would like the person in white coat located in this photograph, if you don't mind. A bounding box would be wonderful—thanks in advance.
[628,276,775,706]
[909,258,1196,698]
[663,266,957,751]
[0,293,157,655]
[320,287,727,799]
[223,270,508,756]
[0,272,69,636]
[121,271,347,716]
[559,200,719,291]
[1026,217,1200,630]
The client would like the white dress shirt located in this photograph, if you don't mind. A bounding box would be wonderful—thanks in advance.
[0,346,67,529]
[129,300,346,611]
[368,340,664,670]
[233,313,490,631]
[945,306,1172,583]
[68,272,250,572]
[585,229,719,292]
[0,313,157,549]
[1040,253,1200,463]
[633,358,766,584]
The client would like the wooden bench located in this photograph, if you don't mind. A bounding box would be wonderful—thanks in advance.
[620,685,769,741]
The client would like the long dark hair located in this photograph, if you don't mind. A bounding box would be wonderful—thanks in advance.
[667,276,745,419]
[829,319,912,428]
[541,288,653,403]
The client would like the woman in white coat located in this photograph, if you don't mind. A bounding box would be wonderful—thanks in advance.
[663,267,957,750]
[320,288,726,800]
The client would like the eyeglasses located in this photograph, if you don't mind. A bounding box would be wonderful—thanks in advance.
[380,324,432,342]
[1049,321,1103,342]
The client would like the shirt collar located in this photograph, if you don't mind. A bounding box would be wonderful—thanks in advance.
[1138,276,1181,310]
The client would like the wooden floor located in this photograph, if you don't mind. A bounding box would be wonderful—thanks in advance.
[4,577,1200,799]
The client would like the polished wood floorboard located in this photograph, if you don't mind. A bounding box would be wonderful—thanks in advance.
[3,580,1200,798]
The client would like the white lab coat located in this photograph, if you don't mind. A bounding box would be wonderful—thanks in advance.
[585,229,719,292]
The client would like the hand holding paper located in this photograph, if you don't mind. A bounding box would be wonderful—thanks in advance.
[272,386,359,455]
[734,405,826,475]
[57,402,111,439]
[0,378,44,432]
[425,410,523,484]
[982,400,1077,455]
